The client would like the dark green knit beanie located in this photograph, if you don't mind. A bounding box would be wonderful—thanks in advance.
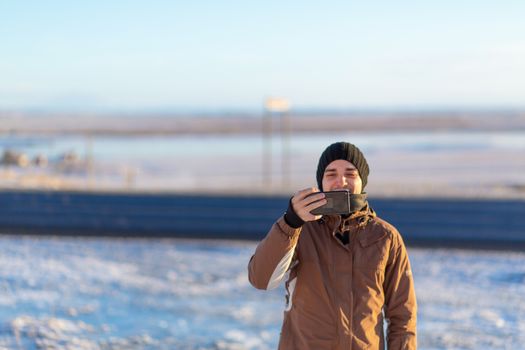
[316,142,369,191]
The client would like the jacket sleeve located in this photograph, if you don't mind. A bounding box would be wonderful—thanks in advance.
[248,215,301,290]
[384,231,417,350]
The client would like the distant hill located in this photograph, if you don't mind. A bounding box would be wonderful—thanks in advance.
[1,110,524,135]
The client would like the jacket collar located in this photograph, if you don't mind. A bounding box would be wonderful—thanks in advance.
[322,204,376,232]
[320,205,386,247]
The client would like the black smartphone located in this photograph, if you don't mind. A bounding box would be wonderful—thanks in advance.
[308,190,367,215]
[309,190,351,215]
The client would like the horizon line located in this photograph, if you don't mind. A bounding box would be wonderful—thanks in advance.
[2,105,525,116]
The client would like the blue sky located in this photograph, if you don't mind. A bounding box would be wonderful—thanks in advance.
[1,1,524,112]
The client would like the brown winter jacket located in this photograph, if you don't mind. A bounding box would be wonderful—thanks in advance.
[248,208,417,350]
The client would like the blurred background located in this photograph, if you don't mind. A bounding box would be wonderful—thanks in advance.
[1,1,524,349]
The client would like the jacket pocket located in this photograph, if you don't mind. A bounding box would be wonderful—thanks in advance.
[354,239,388,272]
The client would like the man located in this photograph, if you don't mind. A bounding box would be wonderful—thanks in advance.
[248,141,417,350]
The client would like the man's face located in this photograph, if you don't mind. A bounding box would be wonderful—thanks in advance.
[322,159,363,194]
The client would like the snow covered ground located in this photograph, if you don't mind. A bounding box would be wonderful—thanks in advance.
[0,235,523,349]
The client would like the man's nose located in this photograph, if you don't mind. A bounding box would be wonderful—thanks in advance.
[336,175,348,187]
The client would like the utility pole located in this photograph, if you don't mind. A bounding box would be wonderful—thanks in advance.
[281,108,291,190]
[262,106,272,189]
[263,97,291,191]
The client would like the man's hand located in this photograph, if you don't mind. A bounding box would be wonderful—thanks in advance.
[291,187,326,222]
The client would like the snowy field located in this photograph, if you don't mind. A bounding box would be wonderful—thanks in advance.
[0,235,524,349]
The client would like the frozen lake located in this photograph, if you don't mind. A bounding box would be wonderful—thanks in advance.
[0,235,524,349]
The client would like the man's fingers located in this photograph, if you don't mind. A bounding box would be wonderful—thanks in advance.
[292,187,320,203]
[302,192,325,205]
[304,198,327,213]
[294,198,327,222]
[292,193,324,215]
[291,187,325,222]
